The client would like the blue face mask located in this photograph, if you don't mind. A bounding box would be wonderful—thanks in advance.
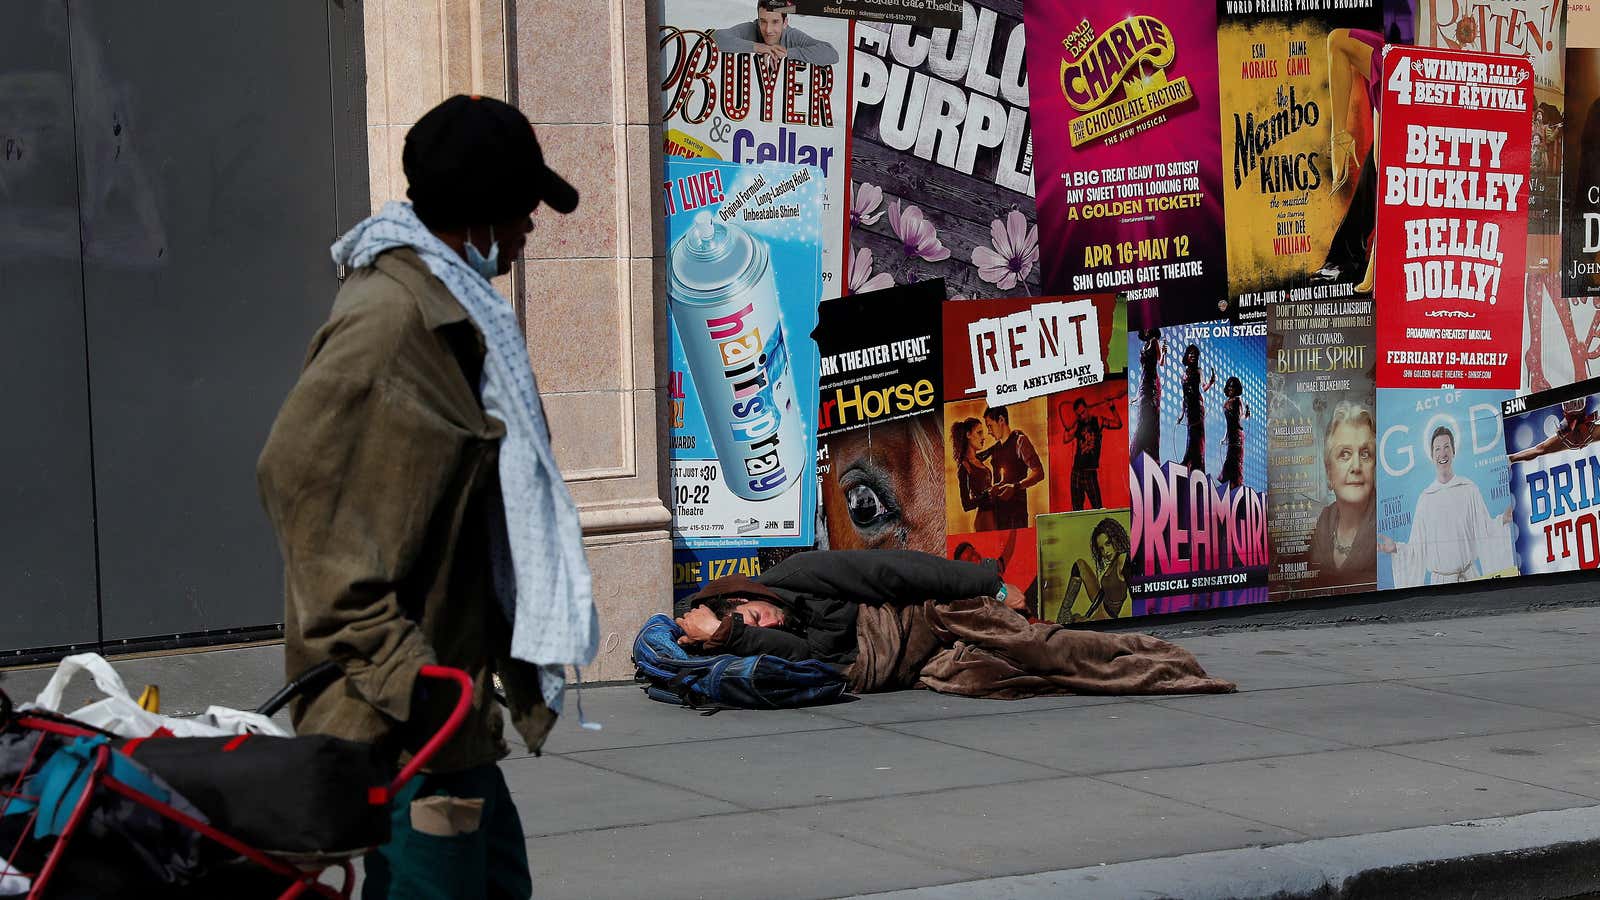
[465,226,499,280]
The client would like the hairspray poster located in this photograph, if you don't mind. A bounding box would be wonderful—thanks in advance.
[663,158,823,548]
[1267,300,1379,599]
[847,2,1039,301]
[1024,0,1229,330]
[1217,1,1382,319]
[660,0,849,299]
[1502,377,1600,574]
[1128,320,1270,614]
[1373,46,1532,390]
[812,279,948,555]
[1375,387,1517,588]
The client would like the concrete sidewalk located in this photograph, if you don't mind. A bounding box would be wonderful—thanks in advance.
[4,606,1599,898]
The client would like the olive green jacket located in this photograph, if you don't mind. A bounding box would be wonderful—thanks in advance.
[257,248,556,771]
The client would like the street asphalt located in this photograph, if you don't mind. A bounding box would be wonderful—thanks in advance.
[3,605,1598,898]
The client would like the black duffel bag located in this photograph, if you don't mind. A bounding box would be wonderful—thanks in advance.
[119,732,393,856]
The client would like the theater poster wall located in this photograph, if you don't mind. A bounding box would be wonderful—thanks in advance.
[1502,377,1600,574]
[1024,0,1229,329]
[663,158,824,548]
[1373,45,1533,390]
[847,2,1039,301]
[660,0,849,297]
[1375,387,1518,588]
[1216,0,1382,320]
[812,279,948,555]
[1128,319,1270,614]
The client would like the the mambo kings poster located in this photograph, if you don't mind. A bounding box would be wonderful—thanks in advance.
[1503,376,1600,574]
[811,279,948,555]
[847,2,1040,301]
[1024,0,1229,329]
[660,0,849,296]
[1128,319,1270,613]
[1217,0,1382,321]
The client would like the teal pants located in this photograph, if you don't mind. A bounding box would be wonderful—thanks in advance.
[362,764,532,900]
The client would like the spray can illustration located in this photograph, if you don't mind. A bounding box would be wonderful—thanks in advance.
[667,211,806,501]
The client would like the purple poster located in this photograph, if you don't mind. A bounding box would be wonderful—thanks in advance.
[1023,2,1229,329]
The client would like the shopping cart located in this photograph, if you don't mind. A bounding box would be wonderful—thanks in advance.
[1,662,472,898]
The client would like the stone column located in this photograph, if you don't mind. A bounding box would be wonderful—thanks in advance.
[364,0,670,680]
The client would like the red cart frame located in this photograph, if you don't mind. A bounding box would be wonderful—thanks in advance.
[2,664,474,899]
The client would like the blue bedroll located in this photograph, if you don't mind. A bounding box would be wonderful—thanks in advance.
[631,614,846,709]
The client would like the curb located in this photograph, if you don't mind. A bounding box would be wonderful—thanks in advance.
[849,805,1600,900]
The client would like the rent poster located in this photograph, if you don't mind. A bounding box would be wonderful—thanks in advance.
[1563,48,1600,300]
[1267,299,1379,599]
[848,3,1039,301]
[1375,387,1518,588]
[1217,0,1382,318]
[660,0,849,298]
[1037,508,1134,622]
[1502,377,1600,574]
[812,279,948,555]
[1128,320,1270,613]
[1024,0,1229,330]
[663,158,824,548]
[1372,46,1533,389]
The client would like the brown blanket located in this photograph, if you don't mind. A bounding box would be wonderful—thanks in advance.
[844,598,1235,698]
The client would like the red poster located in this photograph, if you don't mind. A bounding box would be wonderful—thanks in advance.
[1375,45,1534,389]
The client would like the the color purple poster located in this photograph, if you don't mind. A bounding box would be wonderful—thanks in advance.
[1023,1,1229,330]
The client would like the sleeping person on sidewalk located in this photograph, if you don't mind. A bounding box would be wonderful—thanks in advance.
[674,550,1234,699]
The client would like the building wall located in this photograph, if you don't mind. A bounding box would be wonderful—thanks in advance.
[363,0,669,680]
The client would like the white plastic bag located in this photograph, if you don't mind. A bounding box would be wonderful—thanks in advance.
[25,653,287,738]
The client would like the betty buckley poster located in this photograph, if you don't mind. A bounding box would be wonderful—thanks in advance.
[848,2,1039,301]
[1128,319,1270,613]
[1502,376,1600,574]
[1217,0,1382,319]
[663,158,823,549]
[660,0,849,297]
[1373,45,1532,390]
[1024,0,1229,329]
[1375,387,1518,588]
[812,279,947,555]
[1267,299,1379,599]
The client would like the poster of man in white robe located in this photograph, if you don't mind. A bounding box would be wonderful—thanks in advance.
[1376,388,1519,588]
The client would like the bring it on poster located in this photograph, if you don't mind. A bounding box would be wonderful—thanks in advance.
[811,279,948,555]
[1503,375,1600,574]
[942,292,1124,620]
[847,1,1040,302]
[1129,320,1270,613]
[1024,0,1229,330]
[1375,388,1519,588]
[1216,0,1382,321]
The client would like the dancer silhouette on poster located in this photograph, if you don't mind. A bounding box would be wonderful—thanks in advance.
[1054,517,1133,623]
[1058,395,1124,510]
[1176,344,1216,472]
[1217,377,1251,491]
[1131,329,1166,462]
[1313,28,1384,295]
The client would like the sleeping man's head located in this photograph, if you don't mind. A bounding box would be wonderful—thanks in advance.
[701,595,788,628]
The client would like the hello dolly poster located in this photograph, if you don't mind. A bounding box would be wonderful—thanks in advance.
[847,1,1041,302]
[1128,320,1270,613]
[1216,0,1382,321]
[1023,0,1229,330]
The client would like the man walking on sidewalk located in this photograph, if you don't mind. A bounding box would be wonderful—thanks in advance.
[257,95,596,899]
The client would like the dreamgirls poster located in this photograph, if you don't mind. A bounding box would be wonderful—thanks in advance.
[1128,320,1270,613]
[1503,377,1600,574]
[1217,0,1382,318]
[1024,0,1229,329]
[1267,298,1378,599]
[1375,387,1518,587]
[848,2,1039,300]
[812,279,947,554]
[660,0,849,296]
[663,158,823,548]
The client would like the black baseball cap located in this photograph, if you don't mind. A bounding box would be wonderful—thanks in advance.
[403,95,578,228]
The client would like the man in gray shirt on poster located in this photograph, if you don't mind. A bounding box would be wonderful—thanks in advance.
[713,0,839,65]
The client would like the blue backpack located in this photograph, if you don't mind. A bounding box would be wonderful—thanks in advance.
[631,614,847,711]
